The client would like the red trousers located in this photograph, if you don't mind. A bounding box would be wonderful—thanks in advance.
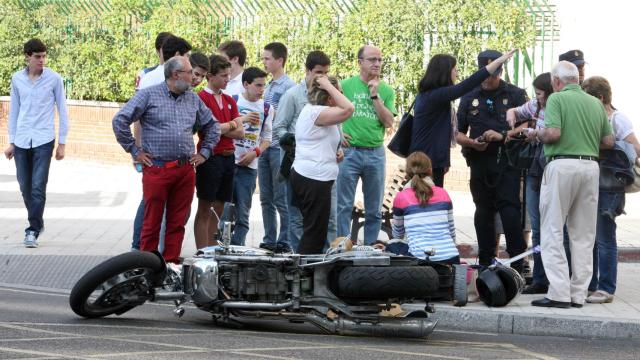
[141,164,195,263]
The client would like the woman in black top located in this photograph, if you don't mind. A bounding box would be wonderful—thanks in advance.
[410,50,516,187]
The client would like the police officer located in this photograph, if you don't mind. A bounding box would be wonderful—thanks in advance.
[558,50,585,83]
[456,50,528,271]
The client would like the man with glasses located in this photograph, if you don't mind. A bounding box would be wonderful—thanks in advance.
[455,50,528,271]
[336,45,396,245]
[113,56,220,264]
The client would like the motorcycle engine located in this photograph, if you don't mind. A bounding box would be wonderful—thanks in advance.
[182,258,219,306]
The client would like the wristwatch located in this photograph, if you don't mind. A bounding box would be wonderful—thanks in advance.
[370,95,379,100]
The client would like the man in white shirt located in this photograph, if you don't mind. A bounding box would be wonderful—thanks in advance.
[229,67,272,246]
[218,40,246,97]
[4,39,69,248]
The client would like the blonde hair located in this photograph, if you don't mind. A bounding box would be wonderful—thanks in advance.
[405,151,434,206]
[308,76,339,105]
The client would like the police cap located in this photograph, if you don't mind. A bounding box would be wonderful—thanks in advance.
[478,50,503,74]
[558,50,585,66]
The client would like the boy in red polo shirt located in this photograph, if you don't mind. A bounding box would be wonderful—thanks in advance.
[194,55,251,250]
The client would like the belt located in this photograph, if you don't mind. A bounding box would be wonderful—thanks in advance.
[549,155,598,162]
[151,158,189,168]
[217,149,235,157]
[351,146,380,150]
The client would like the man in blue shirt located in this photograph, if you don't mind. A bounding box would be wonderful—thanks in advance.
[258,42,296,253]
[4,39,69,248]
[113,56,220,264]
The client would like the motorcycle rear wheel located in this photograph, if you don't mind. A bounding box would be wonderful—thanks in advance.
[337,266,439,299]
[69,251,164,318]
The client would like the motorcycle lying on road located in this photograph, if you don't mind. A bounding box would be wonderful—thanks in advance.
[69,223,471,338]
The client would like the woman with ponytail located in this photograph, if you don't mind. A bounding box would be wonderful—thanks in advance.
[391,151,459,263]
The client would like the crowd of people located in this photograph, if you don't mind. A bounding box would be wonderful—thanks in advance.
[5,34,638,309]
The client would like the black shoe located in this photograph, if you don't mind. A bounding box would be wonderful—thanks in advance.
[259,243,277,252]
[522,283,548,294]
[275,243,293,254]
[571,302,583,308]
[531,298,571,308]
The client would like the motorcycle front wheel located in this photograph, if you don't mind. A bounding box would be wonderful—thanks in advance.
[69,251,165,318]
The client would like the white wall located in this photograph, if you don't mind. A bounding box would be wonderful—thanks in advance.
[554,0,638,126]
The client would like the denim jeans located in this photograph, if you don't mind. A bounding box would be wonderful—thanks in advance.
[258,147,289,246]
[526,175,547,286]
[132,198,166,252]
[14,140,54,236]
[589,191,624,294]
[336,146,385,245]
[230,166,257,246]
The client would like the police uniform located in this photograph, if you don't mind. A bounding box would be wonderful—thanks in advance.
[457,50,528,268]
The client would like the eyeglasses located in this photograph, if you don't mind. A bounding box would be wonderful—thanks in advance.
[360,57,383,63]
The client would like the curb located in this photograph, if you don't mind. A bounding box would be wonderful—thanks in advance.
[456,244,640,262]
[426,305,640,340]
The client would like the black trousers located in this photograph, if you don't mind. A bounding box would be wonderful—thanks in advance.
[290,169,334,254]
[432,167,446,188]
[469,154,526,269]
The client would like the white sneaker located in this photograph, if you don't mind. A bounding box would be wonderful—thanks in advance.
[586,290,614,304]
[23,232,38,248]
[166,262,182,275]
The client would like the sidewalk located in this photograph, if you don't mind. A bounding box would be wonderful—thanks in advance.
[1,159,639,339]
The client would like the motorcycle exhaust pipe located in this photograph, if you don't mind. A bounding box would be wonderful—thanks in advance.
[153,291,186,302]
[304,314,437,338]
[221,301,294,310]
[214,255,295,264]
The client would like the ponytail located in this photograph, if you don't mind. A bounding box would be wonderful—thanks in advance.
[405,151,434,207]
[412,174,433,206]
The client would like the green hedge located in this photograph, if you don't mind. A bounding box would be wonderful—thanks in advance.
[0,0,535,106]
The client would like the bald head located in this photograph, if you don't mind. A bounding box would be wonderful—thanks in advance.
[357,45,383,80]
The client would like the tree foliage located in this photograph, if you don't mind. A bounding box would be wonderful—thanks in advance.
[0,0,536,106]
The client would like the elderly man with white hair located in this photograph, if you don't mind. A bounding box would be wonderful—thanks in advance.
[526,61,614,309]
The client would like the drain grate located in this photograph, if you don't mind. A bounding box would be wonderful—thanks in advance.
[0,255,110,290]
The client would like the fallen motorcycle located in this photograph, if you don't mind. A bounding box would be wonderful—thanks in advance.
[69,224,463,338]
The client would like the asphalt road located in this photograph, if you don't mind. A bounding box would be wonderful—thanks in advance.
[1,285,639,360]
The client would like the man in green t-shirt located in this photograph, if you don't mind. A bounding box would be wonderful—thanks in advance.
[528,61,614,309]
[336,45,397,245]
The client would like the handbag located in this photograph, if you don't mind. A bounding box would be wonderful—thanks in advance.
[504,138,536,170]
[625,163,640,193]
[387,99,415,158]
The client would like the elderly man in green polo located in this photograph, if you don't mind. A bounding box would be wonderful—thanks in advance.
[528,61,614,309]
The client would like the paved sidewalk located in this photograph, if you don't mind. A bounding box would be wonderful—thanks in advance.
[1,159,639,339]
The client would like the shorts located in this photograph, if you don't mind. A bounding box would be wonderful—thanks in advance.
[196,154,235,202]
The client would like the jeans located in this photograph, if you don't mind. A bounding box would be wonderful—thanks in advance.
[230,166,257,246]
[258,147,289,246]
[14,140,54,236]
[526,175,547,286]
[589,191,624,294]
[336,146,385,245]
[132,198,166,252]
